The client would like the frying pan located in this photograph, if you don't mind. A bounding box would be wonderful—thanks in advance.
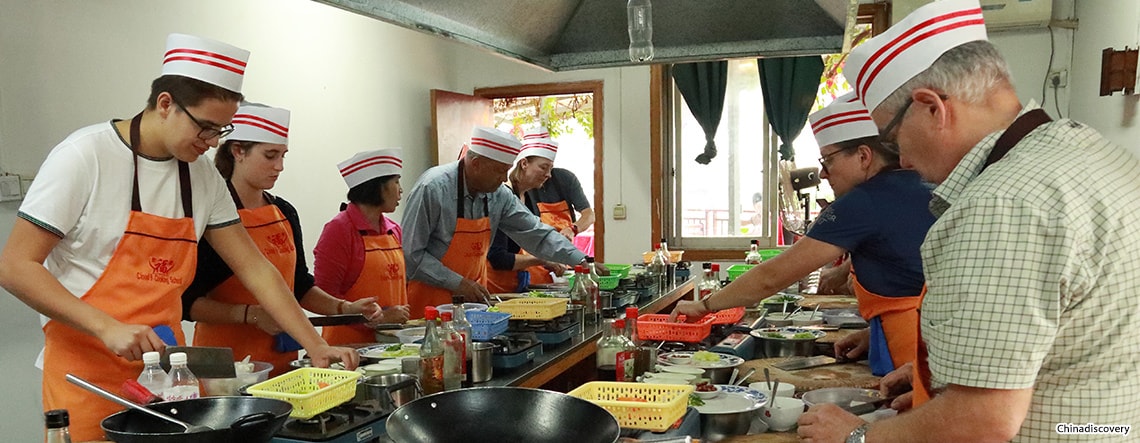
[385,387,620,443]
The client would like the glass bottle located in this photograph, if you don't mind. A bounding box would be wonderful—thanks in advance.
[164,352,199,401]
[439,311,464,391]
[647,243,668,295]
[585,256,601,286]
[613,319,637,382]
[419,307,445,395]
[137,351,170,399]
[450,295,474,361]
[44,409,71,443]
[745,239,763,264]
[595,307,620,381]
[624,306,641,346]
[627,0,654,63]
[697,262,718,301]
[570,265,599,325]
[711,263,724,287]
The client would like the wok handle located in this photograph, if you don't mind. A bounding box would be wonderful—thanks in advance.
[65,373,195,431]
[231,412,273,430]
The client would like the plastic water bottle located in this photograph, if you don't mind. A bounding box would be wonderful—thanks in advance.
[44,409,71,443]
[164,352,200,401]
[627,0,654,62]
[137,351,170,398]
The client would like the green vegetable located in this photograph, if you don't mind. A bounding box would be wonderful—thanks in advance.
[487,306,501,312]
[692,351,720,363]
[384,344,403,352]
[688,393,705,407]
[528,290,554,298]
[766,332,786,339]
[792,332,817,339]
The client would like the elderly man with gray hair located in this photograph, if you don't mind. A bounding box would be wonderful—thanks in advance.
[797,1,1140,442]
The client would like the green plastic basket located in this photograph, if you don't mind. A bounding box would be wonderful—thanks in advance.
[759,248,782,261]
[726,264,756,281]
[567,274,621,290]
[601,264,632,279]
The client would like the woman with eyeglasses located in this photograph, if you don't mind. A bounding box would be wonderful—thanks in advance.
[0,35,358,440]
[181,104,385,376]
[671,93,934,377]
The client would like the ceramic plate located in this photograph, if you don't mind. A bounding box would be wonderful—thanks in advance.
[358,343,421,359]
[658,365,705,376]
[749,327,827,340]
[657,351,744,369]
[694,385,767,414]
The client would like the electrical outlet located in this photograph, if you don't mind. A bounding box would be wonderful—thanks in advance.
[0,175,22,202]
[613,203,627,220]
[1049,69,1068,88]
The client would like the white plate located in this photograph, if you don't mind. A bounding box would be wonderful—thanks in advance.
[657,351,744,369]
[658,365,705,376]
[358,343,421,359]
[749,327,827,341]
[694,385,767,414]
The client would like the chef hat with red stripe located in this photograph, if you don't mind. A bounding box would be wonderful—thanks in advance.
[846,0,987,112]
[338,148,404,189]
[809,93,880,147]
[161,33,250,93]
[228,104,289,145]
[467,126,521,164]
[517,127,558,162]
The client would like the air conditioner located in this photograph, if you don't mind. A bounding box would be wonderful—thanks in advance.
[892,0,1053,31]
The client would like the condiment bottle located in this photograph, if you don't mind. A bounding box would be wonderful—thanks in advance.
[137,351,170,399]
[439,311,465,391]
[164,352,199,401]
[613,319,637,382]
[745,239,763,264]
[419,307,445,395]
[44,409,71,443]
[595,307,621,381]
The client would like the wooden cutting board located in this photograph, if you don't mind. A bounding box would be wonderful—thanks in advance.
[738,357,879,393]
[796,295,858,310]
[815,328,860,345]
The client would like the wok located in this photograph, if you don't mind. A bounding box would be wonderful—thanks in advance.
[101,396,292,443]
[386,387,620,443]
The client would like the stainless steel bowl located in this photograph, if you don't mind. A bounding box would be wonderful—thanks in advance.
[750,329,820,359]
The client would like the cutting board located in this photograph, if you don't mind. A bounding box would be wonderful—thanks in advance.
[738,357,879,393]
[796,295,858,310]
[815,328,860,345]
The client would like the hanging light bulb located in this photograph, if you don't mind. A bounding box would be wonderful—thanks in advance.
[627,0,654,63]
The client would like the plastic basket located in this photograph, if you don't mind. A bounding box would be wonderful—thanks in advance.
[568,382,693,431]
[495,297,569,320]
[602,264,632,279]
[759,248,782,261]
[641,250,684,264]
[568,274,621,290]
[636,313,714,342]
[708,306,746,325]
[246,368,360,419]
[726,264,756,281]
[466,310,511,341]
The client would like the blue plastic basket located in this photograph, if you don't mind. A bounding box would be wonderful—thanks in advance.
[466,310,512,341]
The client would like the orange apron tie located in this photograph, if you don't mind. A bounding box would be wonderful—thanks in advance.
[407,162,491,318]
[323,231,406,345]
[193,198,296,377]
[42,113,197,441]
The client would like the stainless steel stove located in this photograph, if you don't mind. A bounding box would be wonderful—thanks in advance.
[270,400,391,443]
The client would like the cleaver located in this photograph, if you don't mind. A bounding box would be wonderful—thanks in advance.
[161,346,236,378]
[772,355,840,371]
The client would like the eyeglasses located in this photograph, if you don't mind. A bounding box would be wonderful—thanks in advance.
[171,97,234,141]
[878,94,949,145]
[818,145,857,173]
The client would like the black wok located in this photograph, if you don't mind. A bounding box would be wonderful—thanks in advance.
[385,387,620,443]
[101,396,292,443]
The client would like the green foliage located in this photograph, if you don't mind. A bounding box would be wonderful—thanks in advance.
[493,94,594,139]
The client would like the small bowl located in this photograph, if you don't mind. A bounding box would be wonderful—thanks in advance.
[639,373,692,385]
[761,396,805,432]
[764,315,793,327]
[667,354,693,365]
[694,385,722,399]
[362,360,402,377]
[749,382,796,398]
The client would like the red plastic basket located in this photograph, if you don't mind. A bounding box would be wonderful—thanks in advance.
[636,314,713,342]
[708,306,745,325]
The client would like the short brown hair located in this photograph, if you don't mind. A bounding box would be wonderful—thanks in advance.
[835,136,900,171]
[146,75,243,109]
[214,140,256,180]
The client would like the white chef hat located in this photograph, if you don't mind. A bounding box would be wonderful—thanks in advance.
[228,104,289,145]
[846,0,987,112]
[518,139,558,163]
[338,148,404,189]
[467,126,521,164]
[161,33,250,93]
[522,127,551,141]
[809,93,880,147]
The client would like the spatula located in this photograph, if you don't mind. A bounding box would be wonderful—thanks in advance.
[67,374,212,433]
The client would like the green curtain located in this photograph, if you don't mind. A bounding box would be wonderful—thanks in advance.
[672,62,728,164]
[758,56,825,161]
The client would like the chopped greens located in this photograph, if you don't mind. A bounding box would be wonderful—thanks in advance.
[688,393,705,407]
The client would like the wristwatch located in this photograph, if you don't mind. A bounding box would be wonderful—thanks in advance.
[846,423,870,443]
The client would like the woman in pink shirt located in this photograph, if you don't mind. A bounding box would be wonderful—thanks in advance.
[314,149,411,345]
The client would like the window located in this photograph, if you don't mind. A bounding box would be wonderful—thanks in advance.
[654,5,883,259]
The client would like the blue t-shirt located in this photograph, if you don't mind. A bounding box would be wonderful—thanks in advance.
[806,169,934,297]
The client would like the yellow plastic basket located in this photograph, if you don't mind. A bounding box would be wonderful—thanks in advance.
[496,297,569,320]
[245,368,361,419]
[567,382,693,431]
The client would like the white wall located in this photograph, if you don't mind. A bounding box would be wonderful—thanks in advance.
[1068,0,1140,155]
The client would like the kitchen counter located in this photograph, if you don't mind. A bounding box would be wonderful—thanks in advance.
[481,277,695,389]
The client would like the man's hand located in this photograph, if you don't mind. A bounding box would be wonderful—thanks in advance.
[376,305,411,324]
[98,321,166,362]
[880,362,916,412]
[306,345,361,370]
[454,278,490,303]
[594,264,611,276]
[348,297,383,321]
[798,403,867,443]
[833,328,870,361]
[668,299,711,322]
[542,261,568,276]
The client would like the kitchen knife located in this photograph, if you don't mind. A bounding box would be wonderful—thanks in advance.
[772,355,839,371]
[838,397,895,416]
[161,346,236,378]
[307,314,369,326]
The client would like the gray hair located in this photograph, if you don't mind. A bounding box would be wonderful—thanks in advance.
[878,40,1012,111]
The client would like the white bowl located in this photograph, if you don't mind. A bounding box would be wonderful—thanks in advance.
[749,382,796,398]
[761,396,804,432]
[395,327,426,344]
[694,385,722,399]
[659,365,706,376]
[643,372,697,384]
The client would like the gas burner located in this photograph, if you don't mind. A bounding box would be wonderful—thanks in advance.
[284,412,341,435]
[273,400,391,442]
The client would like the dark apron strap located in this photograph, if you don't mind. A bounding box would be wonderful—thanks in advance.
[225,180,244,210]
[981,108,1052,172]
[129,113,193,218]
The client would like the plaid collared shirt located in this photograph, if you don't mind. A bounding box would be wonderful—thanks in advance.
[922,103,1140,441]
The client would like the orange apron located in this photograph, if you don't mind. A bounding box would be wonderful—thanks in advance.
[42,114,197,441]
[485,199,575,292]
[193,186,296,377]
[407,162,491,318]
[323,230,406,345]
[851,271,923,376]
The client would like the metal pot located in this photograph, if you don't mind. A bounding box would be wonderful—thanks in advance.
[386,387,620,443]
[755,336,817,359]
[702,361,743,385]
[101,397,292,443]
[355,374,421,410]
